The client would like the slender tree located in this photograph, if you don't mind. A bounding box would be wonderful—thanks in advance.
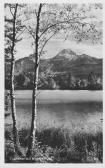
[10,4,20,153]
[26,4,43,158]
[24,3,102,158]
[5,3,25,154]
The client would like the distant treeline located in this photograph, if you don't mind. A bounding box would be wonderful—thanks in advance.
[5,71,102,90]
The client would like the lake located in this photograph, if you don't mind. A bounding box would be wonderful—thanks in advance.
[5,90,103,134]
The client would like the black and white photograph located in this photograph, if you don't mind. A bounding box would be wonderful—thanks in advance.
[3,0,103,165]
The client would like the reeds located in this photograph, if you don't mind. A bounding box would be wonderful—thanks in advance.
[5,125,103,163]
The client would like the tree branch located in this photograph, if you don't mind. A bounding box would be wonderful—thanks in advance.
[39,16,88,39]
[39,30,58,57]
[25,26,36,40]
[15,28,26,40]
[9,5,14,17]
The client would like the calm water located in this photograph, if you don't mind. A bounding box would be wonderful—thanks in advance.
[6,90,103,134]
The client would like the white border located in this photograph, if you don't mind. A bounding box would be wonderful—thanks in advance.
[0,0,104,167]
[0,0,4,165]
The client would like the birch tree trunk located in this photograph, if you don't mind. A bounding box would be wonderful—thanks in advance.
[10,3,20,152]
[26,4,42,158]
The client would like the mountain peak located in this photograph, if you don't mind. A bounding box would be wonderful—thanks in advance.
[53,49,78,61]
[60,49,76,54]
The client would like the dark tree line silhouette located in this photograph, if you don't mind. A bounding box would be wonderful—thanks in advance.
[5,71,102,90]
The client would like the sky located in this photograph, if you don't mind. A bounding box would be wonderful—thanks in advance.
[15,4,103,60]
[5,3,103,60]
[16,38,103,60]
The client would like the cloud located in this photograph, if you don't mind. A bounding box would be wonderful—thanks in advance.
[43,39,103,59]
[16,38,102,60]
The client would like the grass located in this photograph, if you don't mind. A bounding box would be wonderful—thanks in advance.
[5,125,103,163]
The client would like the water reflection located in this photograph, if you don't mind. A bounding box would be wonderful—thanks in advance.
[5,91,103,134]
[15,101,102,134]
